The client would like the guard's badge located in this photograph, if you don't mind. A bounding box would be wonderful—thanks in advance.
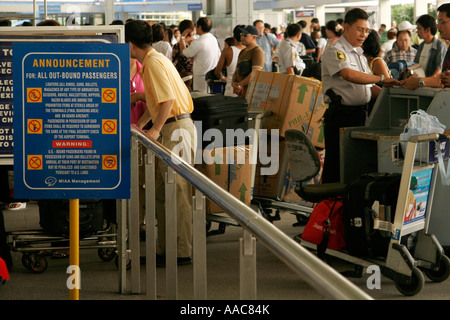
[336,51,346,61]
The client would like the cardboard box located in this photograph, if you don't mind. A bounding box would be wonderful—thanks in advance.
[277,76,322,137]
[252,132,325,205]
[247,71,274,113]
[195,147,229,213]
[253,138,288,199]
[245,70,261,102]
[248,73,327,200]
[228,145,253,206]
[247,72,323,142]
[195,145,253,214]
[306,89,327,149]
[261,73,295,131]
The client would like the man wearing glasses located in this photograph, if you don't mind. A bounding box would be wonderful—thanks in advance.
[231,25,264,97]
[438,3,450,86]
[320,8,399,183]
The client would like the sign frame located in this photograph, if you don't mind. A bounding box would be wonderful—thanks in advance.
[8,28,130,199]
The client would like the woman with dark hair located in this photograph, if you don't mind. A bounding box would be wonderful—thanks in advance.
[214,25,245,96]
[152,23,172,60]
[224,37,236,48]
[172,19,195,90]
[37,19,61,26]
[325,20,343,46]
[362,29,391,80]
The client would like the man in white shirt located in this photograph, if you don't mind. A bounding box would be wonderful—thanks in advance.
[180,17,221,93]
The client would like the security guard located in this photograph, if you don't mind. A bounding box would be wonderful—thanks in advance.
[321,8,400,183]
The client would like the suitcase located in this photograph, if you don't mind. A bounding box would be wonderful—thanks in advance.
[343,173,401,258]
[191,95,249,149]
[38,199,106,237]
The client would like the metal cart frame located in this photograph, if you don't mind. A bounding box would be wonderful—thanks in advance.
[300,133,450,296]
[6,222,117,273]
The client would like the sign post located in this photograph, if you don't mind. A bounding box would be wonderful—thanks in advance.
[69,199,79,300]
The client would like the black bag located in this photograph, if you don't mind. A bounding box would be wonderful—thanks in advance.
[343,173,401,258]
[38,199,107,237]
[192,95,249,149]
[205,68,226,83]
[302,61,322,80]
[238,60,252,77]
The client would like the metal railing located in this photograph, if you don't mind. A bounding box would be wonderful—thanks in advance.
[118,124,373,300]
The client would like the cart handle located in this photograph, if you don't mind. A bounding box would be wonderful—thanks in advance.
[408,133,440,143]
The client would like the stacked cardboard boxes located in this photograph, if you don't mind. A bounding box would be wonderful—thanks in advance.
[246,71,327,148]
[195,145,253,214]
[193,71,328,211]
[247,71,328,203]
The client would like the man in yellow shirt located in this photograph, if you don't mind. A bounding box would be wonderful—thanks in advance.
[125,20,197,266]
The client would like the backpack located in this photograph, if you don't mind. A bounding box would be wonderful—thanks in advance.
[301,198,345,259]
[388,60,415,80]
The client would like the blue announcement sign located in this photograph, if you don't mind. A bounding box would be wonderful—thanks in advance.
[13,42,130,199]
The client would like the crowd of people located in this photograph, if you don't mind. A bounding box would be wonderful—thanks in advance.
[130,12,450,98]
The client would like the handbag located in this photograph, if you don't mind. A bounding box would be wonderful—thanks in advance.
[238,60,252,77]
[400,63,426,80]
[301,198,345,259]
[205,68,226,82]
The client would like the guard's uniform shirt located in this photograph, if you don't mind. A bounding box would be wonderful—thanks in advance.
[277,38,306,74]
[321,35,372,106]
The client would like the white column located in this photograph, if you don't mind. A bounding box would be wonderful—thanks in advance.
[315,5,325,28]
[378,0,391,30]
[232,0,253,26]
[104,0,115,26]
[414,0,428,21]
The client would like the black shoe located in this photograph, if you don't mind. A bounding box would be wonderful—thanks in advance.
[155,254,191,267]
[177,257,192,266]
[140,255,192,267]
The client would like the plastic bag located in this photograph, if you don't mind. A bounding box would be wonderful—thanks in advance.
[400,110,445,151]
[400,109,445,138]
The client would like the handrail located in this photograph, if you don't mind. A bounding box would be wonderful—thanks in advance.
[130,124,373,300]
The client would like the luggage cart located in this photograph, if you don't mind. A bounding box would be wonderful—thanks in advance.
[296,133,450,296]
[5,203,117,274]
[6,226,117,274]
